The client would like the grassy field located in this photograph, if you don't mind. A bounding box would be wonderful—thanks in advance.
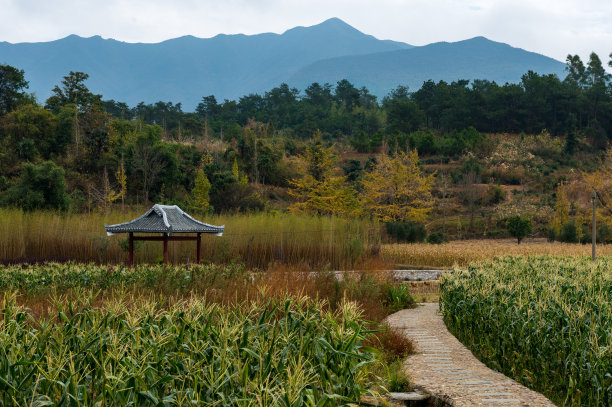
[440,256,612,406]
[0,208,381,269]
[0,262,415,405]
[382,238,612,268]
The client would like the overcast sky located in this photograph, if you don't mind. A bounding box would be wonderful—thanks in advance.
[1,0,611,66]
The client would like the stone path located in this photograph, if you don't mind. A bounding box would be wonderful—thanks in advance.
[386,304,555,406]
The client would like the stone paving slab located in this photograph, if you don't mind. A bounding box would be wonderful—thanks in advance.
[386,303,556,407]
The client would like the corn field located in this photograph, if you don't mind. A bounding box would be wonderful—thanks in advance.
[0,262,247,294]
[0,292,377,406]
[440,256,612,406]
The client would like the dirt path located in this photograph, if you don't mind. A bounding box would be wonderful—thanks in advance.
[386,303,555,406]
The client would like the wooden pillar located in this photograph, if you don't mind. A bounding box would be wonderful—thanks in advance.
[196,233,202,264]
[163,233,169,265]
[128,232,134,267]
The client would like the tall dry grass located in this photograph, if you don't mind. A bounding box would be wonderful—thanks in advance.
[0,208,381,269]
[383,238,612,267]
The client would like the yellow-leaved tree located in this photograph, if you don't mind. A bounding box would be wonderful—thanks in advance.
[361,150,435,223]
[113,156,127,210]
[550,182,570,235]
[288,132,361,217]
[583,149,612,216]
[190,168,211,214]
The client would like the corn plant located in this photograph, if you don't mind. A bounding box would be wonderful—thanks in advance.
[440,256,612,406]
[0,293,377,406]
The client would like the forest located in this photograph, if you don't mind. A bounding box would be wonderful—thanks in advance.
[1,51,611,240]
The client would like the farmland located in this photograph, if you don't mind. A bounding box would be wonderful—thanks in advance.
[0,262,415,405]
[440,256,612,406]
[0,293,375,405]
[382,239,612,268]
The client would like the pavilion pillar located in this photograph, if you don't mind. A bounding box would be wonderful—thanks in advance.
[128,232,134,268]
[163,233,169,265]
[196,233,202,264]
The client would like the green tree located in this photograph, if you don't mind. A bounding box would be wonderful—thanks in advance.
[5,161,69,211]
[1,104,56,159]
[351,130,370,153]
[585,52,610,86]
[506,216,532,244]
[45,71,101,113]
[564,54,587,88]
[132,130,168,203]
[386,100,425,134]
[0,64,29,114]
[334,79,360,110]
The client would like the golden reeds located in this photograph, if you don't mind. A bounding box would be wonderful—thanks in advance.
[0,208,381,269]
[383,238,612,267]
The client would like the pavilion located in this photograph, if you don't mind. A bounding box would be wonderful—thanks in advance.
[105,204,224,266]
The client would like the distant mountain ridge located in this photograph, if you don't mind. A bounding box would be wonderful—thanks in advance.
[288,36,567,97]
[0,18,566,110]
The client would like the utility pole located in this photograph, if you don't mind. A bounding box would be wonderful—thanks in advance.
[592,190,597,261]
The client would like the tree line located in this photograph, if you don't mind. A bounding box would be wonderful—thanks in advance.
[0,51,611,224]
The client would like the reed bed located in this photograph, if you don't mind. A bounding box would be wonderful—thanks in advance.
[382,238,612,267]
[0,208,380,269]
[440,256,612,406]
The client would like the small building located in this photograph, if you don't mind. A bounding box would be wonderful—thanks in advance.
[105,204,224,266]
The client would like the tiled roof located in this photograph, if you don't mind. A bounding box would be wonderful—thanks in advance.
[105,205,224,236]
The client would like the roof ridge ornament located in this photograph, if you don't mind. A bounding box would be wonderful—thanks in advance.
[104,204,224,236]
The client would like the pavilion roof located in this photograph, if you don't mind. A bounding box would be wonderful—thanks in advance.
[105,204,224,236]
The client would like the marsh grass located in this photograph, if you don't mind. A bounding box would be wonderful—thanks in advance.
[0,208,381,269]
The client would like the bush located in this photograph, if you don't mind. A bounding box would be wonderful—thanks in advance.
[4,161,69,211]
[487,185,505,205]
[547,227,557,242]
[387,360,412,392]
[365,323,414,363]
[385,221,427,242]
[558,221,578,243]
[426,231,448,244]
[383,282,415,312]
[597,223,612,243]
[506,216,532,244]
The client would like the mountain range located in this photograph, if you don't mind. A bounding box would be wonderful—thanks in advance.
[0,18,566,110]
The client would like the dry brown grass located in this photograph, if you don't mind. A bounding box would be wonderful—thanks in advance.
[382,238,611,268]
[406,281,440,303]
[0,208,381,269]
